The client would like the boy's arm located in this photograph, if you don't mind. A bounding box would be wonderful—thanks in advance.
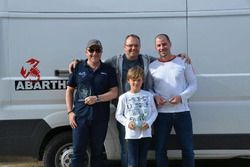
[115,96,130,127]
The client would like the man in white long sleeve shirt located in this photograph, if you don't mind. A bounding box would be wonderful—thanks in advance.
[148,34,197,167]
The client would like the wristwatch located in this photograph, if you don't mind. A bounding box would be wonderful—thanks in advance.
[96,95,100,102]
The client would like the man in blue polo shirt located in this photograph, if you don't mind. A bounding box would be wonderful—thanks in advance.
[65,39,118,167]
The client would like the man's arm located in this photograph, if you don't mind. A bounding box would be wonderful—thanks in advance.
[97,86,118,102]
[178,53,192,64]
[104,55,117,69]
[180,64,197,102]
[68,59,81,73]
[84,86,118,105]
[147,66,168,106]
[65,86,77,128]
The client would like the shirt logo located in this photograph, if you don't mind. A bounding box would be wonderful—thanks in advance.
[78,72,86,77]
[101,72,107,75]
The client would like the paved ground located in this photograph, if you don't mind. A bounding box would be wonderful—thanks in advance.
[0,158,249,167]
[0,162,42,167]
[0,157,41,167]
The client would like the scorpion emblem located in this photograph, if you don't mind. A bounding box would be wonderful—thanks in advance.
[20,58,40,82]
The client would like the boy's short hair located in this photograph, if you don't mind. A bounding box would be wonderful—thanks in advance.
[127,66,144,80]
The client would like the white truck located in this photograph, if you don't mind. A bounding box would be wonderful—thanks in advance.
[0,0,250,167]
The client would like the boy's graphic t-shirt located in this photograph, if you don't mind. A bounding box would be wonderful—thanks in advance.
[116,90,158,139]
[125,94,149,128]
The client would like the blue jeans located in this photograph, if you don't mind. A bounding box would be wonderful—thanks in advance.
[155,111,195,167]
[72,117,108,167]
[117,121,128,167]
[127,138,151,167]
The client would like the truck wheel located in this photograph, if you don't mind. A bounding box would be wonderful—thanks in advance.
[42,132,90,167]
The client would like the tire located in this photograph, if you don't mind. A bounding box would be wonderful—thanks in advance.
[42,131,90,167]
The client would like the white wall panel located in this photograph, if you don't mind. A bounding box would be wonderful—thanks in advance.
[7,0,186,13]
[188,0,250,11]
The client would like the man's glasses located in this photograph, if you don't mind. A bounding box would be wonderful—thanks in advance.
[125,44,139,48]
[87,48,102,53]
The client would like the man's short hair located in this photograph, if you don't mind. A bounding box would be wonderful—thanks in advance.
[155,33,171,42]
[124,34,141,45]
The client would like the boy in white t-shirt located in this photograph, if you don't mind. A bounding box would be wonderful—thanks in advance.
[116,66,158,167]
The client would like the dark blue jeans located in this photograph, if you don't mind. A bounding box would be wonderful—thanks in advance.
[155,111,195,167]
[117,121,128,167]
[127,138,151,167]
[72,117,108,167]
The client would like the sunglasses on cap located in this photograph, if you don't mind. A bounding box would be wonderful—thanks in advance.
[87,47,102,53]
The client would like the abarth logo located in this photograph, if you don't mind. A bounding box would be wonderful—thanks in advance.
[16,58,68,91]
[20,58,41,82]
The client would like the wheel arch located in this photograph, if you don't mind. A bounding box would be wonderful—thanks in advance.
[38,126,72,160]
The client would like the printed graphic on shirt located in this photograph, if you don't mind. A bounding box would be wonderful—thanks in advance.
[126,95,150,128]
